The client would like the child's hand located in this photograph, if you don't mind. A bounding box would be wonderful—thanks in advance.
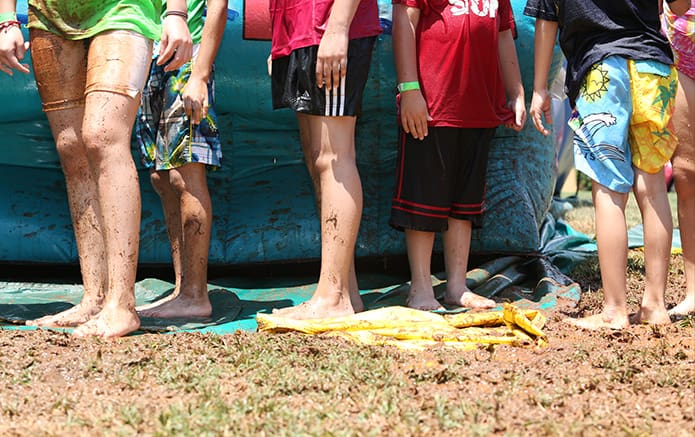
[182,76,208,125]
[505,95,527,132]
[0,26,30,75]
[316,29,348,91]
[158,14,193,72]
[400,90,432,140]
[530,89,553,136]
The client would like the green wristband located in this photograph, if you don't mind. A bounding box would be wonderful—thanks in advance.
[397,81,420,93]
[0,12,17,23]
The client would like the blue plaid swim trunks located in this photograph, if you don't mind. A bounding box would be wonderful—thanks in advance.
[135,55,222,171]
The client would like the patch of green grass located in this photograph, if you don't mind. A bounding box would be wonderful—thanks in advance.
[1,327,692,436]
[562,190,680,235]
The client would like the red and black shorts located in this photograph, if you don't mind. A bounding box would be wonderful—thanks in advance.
[271,37,377,116]
[389,126,496,232]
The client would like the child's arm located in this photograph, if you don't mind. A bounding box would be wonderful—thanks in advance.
[666,0,690,16]
[182,0,228,124]
[158,0,194,72]
[317,0,361,91]
[498,29,526,132]
[393,3,430,140]
[529,18,558,136]
[0,0,29,75]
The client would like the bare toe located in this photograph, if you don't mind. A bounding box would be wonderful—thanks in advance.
[137,294,211,319]
[26,303,101,328]
[72,306,140,339]
[633,308,671,326]
[564,313,629,331]
[668,299,695,316]
[405,292,444,311]
[270,297,355,320]
[443,291,496,309]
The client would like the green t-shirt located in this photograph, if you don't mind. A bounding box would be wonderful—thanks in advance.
[163,0,205,45]
[28,0,162,41]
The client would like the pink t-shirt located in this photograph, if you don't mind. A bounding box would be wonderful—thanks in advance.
[662,0,695,79]
[394,0,516,128]
[270,0,382,59]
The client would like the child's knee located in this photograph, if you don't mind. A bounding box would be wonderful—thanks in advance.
[167,169,188,196]
[149,171,172,196]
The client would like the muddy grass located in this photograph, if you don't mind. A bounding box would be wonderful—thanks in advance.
[1,196,694,436]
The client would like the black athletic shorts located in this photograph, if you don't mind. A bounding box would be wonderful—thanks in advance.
[389,126,496,232]
[271,36,377,116]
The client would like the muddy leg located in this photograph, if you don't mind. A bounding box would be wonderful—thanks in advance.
[299,114,362,312]
[404,230,443,311]
[27,106,107,327]
[71,89,143,339]
[442,218,495,309]
[273,115,363,319]
[136,169,183,313]
[25,32,106,328]
[138,164,212,318]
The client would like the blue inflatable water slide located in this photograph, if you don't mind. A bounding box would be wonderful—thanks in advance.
[0,0,566,267]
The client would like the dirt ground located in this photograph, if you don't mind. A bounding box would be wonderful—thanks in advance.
[1,250,693,435]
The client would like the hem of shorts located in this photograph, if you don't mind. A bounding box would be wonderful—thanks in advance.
[389,218,447,233]
[150,160,222,172]
[27,22,159,42]
[578,169,632,194]
[426,119,505,129]
[633,159,671,175]
[295,108,358,117]
[272,102,358,117]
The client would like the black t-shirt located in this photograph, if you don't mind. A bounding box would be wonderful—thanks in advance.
[524,0,673,105]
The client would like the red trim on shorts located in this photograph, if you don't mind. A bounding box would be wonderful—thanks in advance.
[392,198,451,211]
[453,209,483,215]
[452,202,483,208]
[391,205,449,219]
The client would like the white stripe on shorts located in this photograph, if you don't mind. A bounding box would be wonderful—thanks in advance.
[324,75,346,116]
[339,77,346,116]
[324,85,330,116]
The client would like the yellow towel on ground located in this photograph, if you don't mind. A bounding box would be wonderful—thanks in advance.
[256,303,547,350]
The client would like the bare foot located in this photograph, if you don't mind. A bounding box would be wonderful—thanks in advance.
[137,294,212,319]
[633,307,672,325]
[443,290,496,309]
[272,295,355,320]
[406,288,444,311]
[668,297,695,316]
[136,290,178,312]
[72,305,140,339]
[26,302,101,328]
[564,312,629,330]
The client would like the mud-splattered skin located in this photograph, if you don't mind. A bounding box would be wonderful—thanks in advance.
[137,165,214,320]
[272,114,365,320]
[135,0,227,320]
[295,114,362,312]
[25,29,153,338]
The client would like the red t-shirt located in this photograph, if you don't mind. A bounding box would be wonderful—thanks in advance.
[270,0,383,59]
[395,0,516,128]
